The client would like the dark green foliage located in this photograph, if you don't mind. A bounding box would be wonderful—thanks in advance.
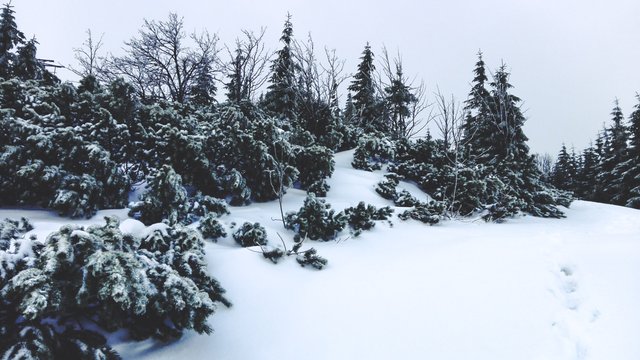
[348,44,384,133]
[128,165,188,225]
[351,134,395,171]
[295,248,327,270]
[398,201,446,225]
[393,190,418,207]
[294,145,335,196]
[0,216,229,359]
[375,173,400,200]
[264,13,298,122]
[197,213,227,241]
[343,202,394,236]
[0,100,130,218]
[284,194,347,241]
[232,222,267,247]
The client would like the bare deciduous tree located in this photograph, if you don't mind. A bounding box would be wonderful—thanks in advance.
[224,28,270,102]
[69,29,104,77]
[100,13,220,104]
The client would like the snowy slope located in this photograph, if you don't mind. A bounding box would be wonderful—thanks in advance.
[3,150,639,360]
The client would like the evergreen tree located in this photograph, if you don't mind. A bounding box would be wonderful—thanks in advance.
[348,43,382,132]
[264,13,298,122]
[596,100,628,204]
[189,59,216,107]
[461,50,491,160]
[14,37,44,81]
[384,63,417,140]
[575,144,599,200]
[622,94,640,207]
[551,144,577,191]
[0,2,24,78]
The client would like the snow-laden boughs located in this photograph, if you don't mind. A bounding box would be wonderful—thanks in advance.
[343,202,394,237]
[0,216,229,359]
[198,213,227,241]
[0,109,129,218]
[296,248,328,270]
[128,165,188,225]
[284,194,347,241]
[232,222,267,247]
[351,133,395,171]
[398,201,447,225]
[294,145,335,196]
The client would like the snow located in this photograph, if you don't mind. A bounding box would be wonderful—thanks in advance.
[3,150,640,359]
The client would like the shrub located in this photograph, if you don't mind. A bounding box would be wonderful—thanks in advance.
[232,222,267,247]
[351,134,394,171]
[375,173,400,200]
[284,194,346,241]
[0,216,229,359]
[128,165,188,225]
[294,145,335,196]
[198,213,227,241]
[296,248,328,270]
[393,190,418,207]
[343,202,394,236]
[398,201,446,225]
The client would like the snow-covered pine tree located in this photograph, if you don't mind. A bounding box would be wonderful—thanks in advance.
[348,43,383,133]
[384,62,417,140]
[461,50,491,162]
[574,144,599,200]
[551,144,577,192]
[128,165,188,225]
[621,94,640,208]
[264,13,298,124]
[0,2,24,79]
[596,100,628,205]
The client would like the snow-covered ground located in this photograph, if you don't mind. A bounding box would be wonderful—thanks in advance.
[3,150,639,360]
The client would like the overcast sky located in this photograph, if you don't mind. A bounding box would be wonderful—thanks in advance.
[12,0,640,155]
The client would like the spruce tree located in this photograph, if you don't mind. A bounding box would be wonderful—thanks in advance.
[384,63,417,140]
[348,43,381,132]
[265,13,298,122]
[596,100,628,204]
[551,144,577,192]
[575,144,599,200]
[0,2,24,78]
[14,37,44,81]
[461,50,491,161]
[623,94,640,207]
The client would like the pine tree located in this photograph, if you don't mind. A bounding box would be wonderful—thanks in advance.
[575,144,599,200]
[623,94,640,207]
[596,100,628,204]
[189,59,216,107]
[551,144,577,191]
[384,63,417,140]
[348,43,381,132]
[14,37,44,81]
[0,2,24,78]
[264,13,298,122]
[461,50,491,161]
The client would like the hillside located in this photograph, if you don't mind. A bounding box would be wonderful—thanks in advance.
[5,150,639,360]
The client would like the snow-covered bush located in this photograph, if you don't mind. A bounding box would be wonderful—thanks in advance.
[294,145,335,196]
[198,213,227,241]
[393,190,418,207]
[351,134,395,171]
[0,114,129,218]
[284,194,347,241]
[232,222,268,247]
[398,201,447,225]
[343,202,394,236]
[296,248,328,270]
[375,173,400,200]
[0,216,229,358]
[128,165,188,225]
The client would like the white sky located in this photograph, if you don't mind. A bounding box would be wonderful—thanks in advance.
[12,0,640,155]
